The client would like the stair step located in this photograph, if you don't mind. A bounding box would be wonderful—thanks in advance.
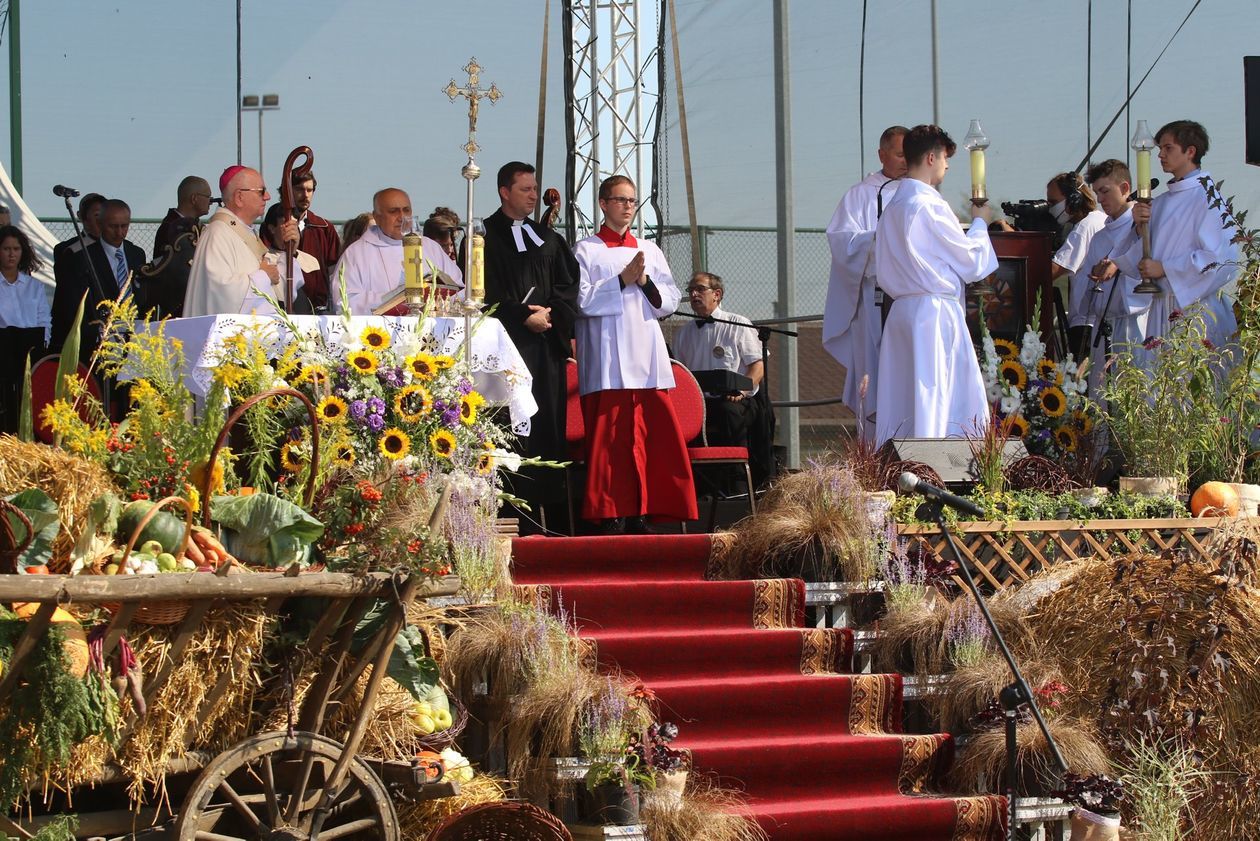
[583,626,853,680]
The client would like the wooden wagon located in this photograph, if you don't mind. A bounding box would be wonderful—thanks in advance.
[0,567,460,841]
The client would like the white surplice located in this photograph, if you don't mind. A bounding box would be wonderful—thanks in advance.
[572,235,681,395]
[873,178,997,446]
[184,210,272,317]
[1056,209,1108,328]
[1113,169,1238,349]
[822,171,901,418]
[1080,207,1151,394]
[329,226,463,317]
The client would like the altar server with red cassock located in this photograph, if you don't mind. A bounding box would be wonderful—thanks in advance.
[873,124,996,447]
[572,175,697,533]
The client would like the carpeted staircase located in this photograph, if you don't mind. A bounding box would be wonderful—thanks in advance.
[511,533,1005,841]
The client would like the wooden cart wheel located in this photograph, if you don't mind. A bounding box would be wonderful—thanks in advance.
[174,730,400,841]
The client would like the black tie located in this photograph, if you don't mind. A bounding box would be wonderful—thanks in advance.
[695,316,714,329]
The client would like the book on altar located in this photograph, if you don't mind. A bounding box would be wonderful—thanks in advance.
[372,270,462,316]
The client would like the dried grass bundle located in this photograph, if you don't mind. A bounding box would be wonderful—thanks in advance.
[872,595,1033,678]
[949,717,1111,796]
[115,603,271,803]
[0,436,119,570]
[502,666,613,782]
[395,773,509,839]
[325,672,425,762]
[640,774,768,841]
[718,461,880,582]
[929,653,1064,734]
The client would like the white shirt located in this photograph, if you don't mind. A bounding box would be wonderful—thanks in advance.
[184,210,272,317]
[0,271,51,342]
[822,170,900,414]
[1113,169,1238,349]
[572,232,681,395]
[1080,207,1150,392]
[873,178,997,446]
[671,305,762,395]
[330,226,462,317]
[1055,209,1108,327]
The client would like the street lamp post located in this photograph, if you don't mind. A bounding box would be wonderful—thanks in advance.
[240,94,280,181]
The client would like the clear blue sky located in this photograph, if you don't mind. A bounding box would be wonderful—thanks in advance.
[3,0,1258,231]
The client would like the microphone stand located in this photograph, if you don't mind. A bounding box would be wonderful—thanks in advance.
[61,194,112,419]
[671,310,796,483]
[921,500,1068,839]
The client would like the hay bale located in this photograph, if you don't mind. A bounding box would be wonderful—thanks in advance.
[0,437,119,571]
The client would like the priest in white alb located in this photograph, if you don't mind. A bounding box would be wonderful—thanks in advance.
[1112,119,1237,352]
[330,187,462,316]
[873,124,997,447]
[183,166,299,317]
[573,175,697,534]
[822,125,906,429]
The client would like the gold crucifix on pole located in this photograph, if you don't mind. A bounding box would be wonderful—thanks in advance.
[443,58,503,158]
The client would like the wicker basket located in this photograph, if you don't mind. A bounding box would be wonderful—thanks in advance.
[0,499,34,575]
[415,682,469,753]
[101,495,196,626]
[424,801,572,841]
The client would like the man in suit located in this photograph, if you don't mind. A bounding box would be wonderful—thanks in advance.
[50,193,106,351]
[51,199,145,363]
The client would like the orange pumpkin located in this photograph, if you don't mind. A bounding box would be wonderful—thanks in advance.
[414,750,445,784]
[1190,481,1240,517]
[24,565,49,575]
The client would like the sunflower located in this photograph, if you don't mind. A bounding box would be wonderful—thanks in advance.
[394,384,433,423]
[459,391,486,426]
[317,395,348,424]
[280,441,308,472]
[1039,386,1067,418]
[430,428,457,459]
[475,452,495,475]
[999,359,1027,391]
[1053,425,1079,453]
[405,353,438,381]
[1007,414,1030,438]
[348,349,379,375]
[333,442,356,468]
[360,326,392,350]
[295,364,328,386]
[1035,359,1063,384]
[1071,409,1095,434]
[434,354,457,370]
[379,428,412,460]
[993,338,1019,359]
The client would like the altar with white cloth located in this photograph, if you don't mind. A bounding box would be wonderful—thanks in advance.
[132,314,537,434]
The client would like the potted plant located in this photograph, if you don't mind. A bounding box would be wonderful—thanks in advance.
[579,690,653,825]
[630,721,689,807]
[1103,309,1226,496]
[1053,773,1125,841]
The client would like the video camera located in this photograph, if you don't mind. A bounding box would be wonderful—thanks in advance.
[1000,199,1059,236]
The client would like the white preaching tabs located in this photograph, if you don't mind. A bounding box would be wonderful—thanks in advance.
[511,219,546,253]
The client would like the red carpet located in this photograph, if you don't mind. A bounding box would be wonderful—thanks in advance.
[512,534,1005,841]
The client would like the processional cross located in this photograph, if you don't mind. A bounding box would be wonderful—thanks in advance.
[443,58,503,158]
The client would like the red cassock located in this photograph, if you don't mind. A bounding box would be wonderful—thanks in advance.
[581,388,697,521]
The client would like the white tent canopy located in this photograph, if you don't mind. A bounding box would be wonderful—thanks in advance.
[0,159,61,287]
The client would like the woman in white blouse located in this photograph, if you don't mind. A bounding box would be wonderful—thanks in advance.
[0,225,50,433]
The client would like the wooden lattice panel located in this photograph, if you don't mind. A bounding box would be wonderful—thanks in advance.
[896,517,1235,590]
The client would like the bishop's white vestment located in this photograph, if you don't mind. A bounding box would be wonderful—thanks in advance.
[184,210,273,317]
[822,171,900,420]
[873,178,997,446]
[1113,170,1238,350]
[329,226,462,317]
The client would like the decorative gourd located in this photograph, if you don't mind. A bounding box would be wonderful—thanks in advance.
[117,500,186,554]
[1190,481,1240,517]
[11,603,89,678]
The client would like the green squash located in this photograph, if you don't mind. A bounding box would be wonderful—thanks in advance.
[116,501,186,555]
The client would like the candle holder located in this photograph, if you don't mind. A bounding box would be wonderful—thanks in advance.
[1130,120,1160,294]
[962,119,990,206]
[402,231,426,317]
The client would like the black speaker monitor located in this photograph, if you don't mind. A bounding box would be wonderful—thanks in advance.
[1246,56,1260,167]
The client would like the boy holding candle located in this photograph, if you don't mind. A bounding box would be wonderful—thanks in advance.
[1113,120,1238,351]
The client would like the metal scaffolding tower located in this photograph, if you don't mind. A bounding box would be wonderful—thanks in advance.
[562,0,658,240]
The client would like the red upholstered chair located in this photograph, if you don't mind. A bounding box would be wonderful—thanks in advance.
[668,360,757,531]
[29,354,102,444]
[564,358,585,535]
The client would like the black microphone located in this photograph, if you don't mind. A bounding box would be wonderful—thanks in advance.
[897,472,986,518]
[53,184,80,198]
[209,196,223,205]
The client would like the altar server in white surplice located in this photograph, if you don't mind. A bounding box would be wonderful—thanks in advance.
[873,124,997,447]
[822,125,907,429]
[329,187,461,317]
[1114,119,1238,353]
[1080,159,1150,396]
